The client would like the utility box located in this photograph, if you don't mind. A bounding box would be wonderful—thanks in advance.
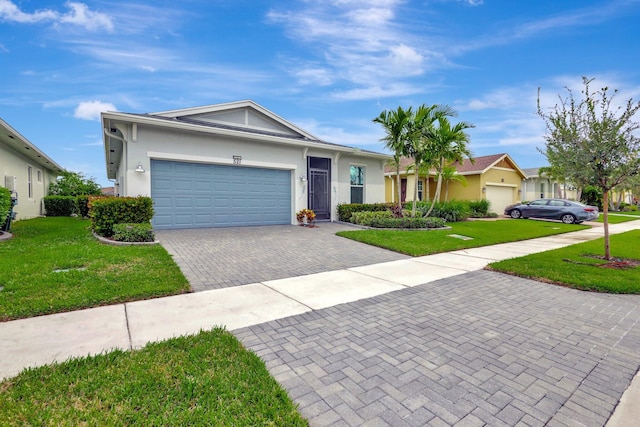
[4,175,17,191]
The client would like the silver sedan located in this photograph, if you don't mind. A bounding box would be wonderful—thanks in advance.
[504,199,599,224]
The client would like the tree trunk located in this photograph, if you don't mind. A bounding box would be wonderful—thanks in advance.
[603,190,610,260]
[395,166,402,211]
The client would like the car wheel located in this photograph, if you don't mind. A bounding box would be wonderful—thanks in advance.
[510,209,522,219]
[561,214,576,224]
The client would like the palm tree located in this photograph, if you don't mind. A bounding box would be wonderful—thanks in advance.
[405,104,456,217]
[441,165,467,201]
[424,115,474,217]
[373,107,412,210]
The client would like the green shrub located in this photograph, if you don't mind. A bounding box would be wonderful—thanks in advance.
[75,195,91,218]
[468,199,491,217]
[0,187,11,228]
[337,203,393,222]
[90,196,154,237]
[416,200,470,222]
[43,196,76,217]
[369,216,446,229]
[351,210,393,226]
[112,223,155,242]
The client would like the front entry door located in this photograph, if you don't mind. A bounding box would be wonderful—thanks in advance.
[308,157,331,220]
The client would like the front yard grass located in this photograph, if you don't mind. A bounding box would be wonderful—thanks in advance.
[336,219,586,256]
[0,217,190,321]
[0,328,307,426]
[488,230,640,293]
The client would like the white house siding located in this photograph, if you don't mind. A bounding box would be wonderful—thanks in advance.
[0,143,57,220]
[116,124,387,223]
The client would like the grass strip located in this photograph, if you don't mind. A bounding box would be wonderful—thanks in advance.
[0,217,190,321]
[0,328,308,426]
[336,219,586,256]
[488,230,640,293]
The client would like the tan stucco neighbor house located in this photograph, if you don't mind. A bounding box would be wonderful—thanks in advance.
[384,153,526,214]
[0,118,64,220]
[101,100,391,229]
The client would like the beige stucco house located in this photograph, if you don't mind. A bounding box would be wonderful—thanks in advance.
[0,118,63,220]
[101,100,390,229]
[521,167,578,202]
[384,153,526,214]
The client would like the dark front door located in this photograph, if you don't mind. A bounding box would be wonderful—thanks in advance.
[308,157,331,220]
[401,179,407,202]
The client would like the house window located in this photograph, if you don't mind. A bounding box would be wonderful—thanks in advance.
[27,166,33,198]
[350,165,365,203]
[417,180,424,201]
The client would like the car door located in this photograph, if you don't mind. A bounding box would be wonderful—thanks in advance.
[525,200,548,218]
[545,200,566,219]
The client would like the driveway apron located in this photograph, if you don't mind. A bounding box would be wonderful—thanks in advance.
[155,223,409,291]
[234,270,640,427]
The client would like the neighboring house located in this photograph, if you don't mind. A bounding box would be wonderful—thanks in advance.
[0,118,64,220]
[521,167,578,202]
[101,100,390,229]
[384,153,526,214]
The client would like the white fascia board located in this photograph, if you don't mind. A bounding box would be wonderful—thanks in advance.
[0,118,64,173]
[101,111,390,160]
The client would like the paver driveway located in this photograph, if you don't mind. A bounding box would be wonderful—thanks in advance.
[156,223,408,291]
[235,270,640,426]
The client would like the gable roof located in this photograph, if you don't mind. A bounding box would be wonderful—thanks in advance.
[0,118,64,173]
[103,100,390,179]
[384,153,526,179]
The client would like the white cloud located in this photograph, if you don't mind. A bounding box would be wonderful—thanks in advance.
[74,100,117,121]
[0,0,113,31]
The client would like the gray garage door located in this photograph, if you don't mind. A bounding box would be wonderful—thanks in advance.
[151,160,291,229]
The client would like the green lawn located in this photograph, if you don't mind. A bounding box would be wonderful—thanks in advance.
[488,230,640,293]
[0,217,190,321]
[0,328,308,426]
[595,213,640,223]
[336,219,586,256]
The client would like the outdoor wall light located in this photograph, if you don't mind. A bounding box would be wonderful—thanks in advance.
[135,162,145,173]
[300,175,307,183]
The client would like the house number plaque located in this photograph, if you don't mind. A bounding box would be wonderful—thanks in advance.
[233,155,242,165]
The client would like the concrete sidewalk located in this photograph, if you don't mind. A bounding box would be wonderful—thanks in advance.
[1,220,639,426]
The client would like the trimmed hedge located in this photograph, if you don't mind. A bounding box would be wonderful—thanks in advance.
[337,203,394,222]
[0,187,11,228]
[350,210,393,226]
[43,196,76,217]
[416,200,470,222]
[76,195,91,218]
[369,217,446,229]
[113,223,155,242]
[90,196,154,237]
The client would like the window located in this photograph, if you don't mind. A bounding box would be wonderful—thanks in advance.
[417,180,423,201]
[27,166,33,199]
[350,165,365,203]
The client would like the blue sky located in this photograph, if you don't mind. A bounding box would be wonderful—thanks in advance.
[1,0,639,186]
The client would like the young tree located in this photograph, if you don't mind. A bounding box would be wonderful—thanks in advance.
[538,77,640,259]
[49,171,102,196]
[374,107,413,210]
[406,104,456,217]
[441,165,467,202]
[424,115,474,217]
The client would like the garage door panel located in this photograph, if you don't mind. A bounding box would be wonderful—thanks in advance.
[151,160,291,229]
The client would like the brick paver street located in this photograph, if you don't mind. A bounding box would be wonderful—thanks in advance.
[156,223,408,291]
[235,270,640,426]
